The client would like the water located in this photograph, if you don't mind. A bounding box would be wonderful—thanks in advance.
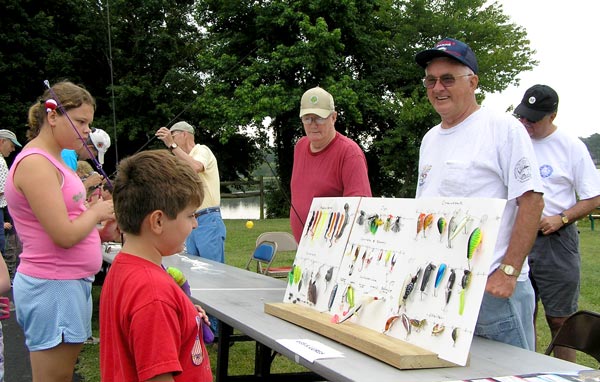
[220,196,263,219]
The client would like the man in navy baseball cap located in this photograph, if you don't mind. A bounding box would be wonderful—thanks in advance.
[413,36,544,353]
[415,37,478,74]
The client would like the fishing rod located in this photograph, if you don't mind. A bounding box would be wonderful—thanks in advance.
[43,80,113,190]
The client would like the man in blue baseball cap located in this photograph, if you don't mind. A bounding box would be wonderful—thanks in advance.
[414,37,544,351]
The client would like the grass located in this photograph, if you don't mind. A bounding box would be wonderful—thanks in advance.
[76,218,600,380]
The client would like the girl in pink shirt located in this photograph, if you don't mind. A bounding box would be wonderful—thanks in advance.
[5,81,114,382]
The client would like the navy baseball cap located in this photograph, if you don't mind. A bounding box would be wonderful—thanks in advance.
[514,85,559,122]
[415,38,479,74]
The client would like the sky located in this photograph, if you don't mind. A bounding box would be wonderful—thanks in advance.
[482,0,598,139]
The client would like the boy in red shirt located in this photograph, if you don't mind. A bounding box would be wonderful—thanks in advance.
[100,150,212,381]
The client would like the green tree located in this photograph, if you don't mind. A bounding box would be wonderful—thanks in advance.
[193,0,536,203]
[0,0,259,180]
[581,133,600,165]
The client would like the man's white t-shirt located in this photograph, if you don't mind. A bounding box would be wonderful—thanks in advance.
[416,107,543,279]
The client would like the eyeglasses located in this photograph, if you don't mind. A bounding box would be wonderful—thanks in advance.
[422,74,473,89]
[515,115,539,124]
[301,115,330,125]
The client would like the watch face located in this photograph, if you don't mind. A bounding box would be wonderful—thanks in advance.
[562,216,569,224]
[501,264,517,276]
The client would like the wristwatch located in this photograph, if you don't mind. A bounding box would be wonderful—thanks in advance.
[498,264,519,277]
[169,143,178,150]
[560,212,569,225]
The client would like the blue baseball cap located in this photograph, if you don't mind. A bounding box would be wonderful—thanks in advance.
[415,38,479,74]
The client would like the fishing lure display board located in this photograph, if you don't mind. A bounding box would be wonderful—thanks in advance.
[267,196,507,368]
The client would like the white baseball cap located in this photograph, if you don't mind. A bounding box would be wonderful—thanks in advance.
[89,128,111,165]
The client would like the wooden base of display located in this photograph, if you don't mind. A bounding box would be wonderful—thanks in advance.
[265,302,460,370]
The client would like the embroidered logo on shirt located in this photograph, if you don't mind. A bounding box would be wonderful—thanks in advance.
[418,165,432,187]
[539,164,553,178]
[514,157,532,183]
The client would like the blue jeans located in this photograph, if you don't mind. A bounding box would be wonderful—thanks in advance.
[475,280,535,351]
[185,210,226,335]
[185,211,226,263]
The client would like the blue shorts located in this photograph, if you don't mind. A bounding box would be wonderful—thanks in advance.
[185,211,226,263]
[475,280,535,351]
[528,224,580,317]
[13,273,93,351]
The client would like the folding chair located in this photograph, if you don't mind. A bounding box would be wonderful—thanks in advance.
[544,310,600,363]
[245,240,289,278]
[256,232,298,252]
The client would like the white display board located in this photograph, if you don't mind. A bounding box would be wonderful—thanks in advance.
[283,196,507,366]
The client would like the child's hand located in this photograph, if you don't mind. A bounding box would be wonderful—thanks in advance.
[194,305,210,326]
[90,199,114,222]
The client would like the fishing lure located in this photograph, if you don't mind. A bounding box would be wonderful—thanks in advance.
[447,216,457,248]
[328,284,338,311]
[401,268,422,308]
[325,267,334,283]
[323,213,335,238]
[423,213,434,238]
[346,285,355,309]
[409,318,427,332]
[433,263,447,297]
[437,216,447,242]
[358,250,367,272]
[334,295,381,324]
[449,215,471,243]
[304,210,317,237]
[383,315,400,333]
[299,269,310,293]
[389,252,398,273]
[401,313,411,339]
[377,249,384,263]
[293,265,302,285]
[445,268,456,306]
[416,213,426,238]
[369,214,383,234]
[452,327,459,346]
[348,246,361,275]
[384,250,393,266]
[384,215,393,232]
[432,323,445,336]
[309,210,323,237]
[391,216,401,233]
[324,212,339,240]
[420,262,436,299]
[314,210,330,239]
[333,204,350,243]
[459,270,472,315]
[327,284,338,311]
[308,278,317,305]
[357,210,366,225]
[467,227,482,269]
